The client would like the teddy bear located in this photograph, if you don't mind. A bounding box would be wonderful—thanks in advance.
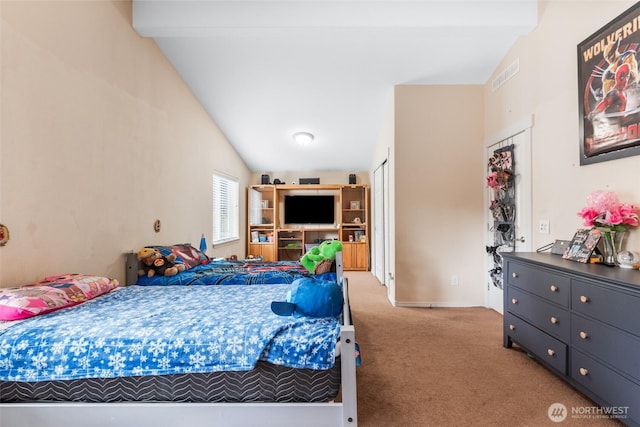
[300,240,343,274]
[137,247,186,278]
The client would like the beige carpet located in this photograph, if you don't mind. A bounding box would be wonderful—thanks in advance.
[345,271,623,427]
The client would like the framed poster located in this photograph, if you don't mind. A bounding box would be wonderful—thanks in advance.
[578,1,640,165]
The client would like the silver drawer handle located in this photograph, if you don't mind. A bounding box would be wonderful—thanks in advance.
[579,331,589,340]
[580,295,589,303]
[512,272,518,278]
[550,285,558,292]
[547,349,555,356]
[511,298,518,305]
[509,324,516,331]
[550,317,559,324]
[579,367,589,376]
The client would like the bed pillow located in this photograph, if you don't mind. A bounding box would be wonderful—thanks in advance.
[151,243,210,269]
[0,274,119,321]
[38,274,120,300]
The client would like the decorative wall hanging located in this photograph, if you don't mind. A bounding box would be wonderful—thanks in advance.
[0,224,9,246]
[578,1,640,165]
[486,145,515,289]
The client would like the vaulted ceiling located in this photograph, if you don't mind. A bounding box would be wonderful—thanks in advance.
[133,0,538,172]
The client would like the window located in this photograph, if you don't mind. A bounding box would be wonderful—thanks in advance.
[212,172,239,245]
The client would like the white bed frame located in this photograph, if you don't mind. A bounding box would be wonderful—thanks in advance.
[0,253,358,427]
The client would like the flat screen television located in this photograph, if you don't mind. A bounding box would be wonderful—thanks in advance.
[284,195,335,224]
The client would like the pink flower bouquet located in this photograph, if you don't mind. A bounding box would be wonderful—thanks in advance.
[577,190,639,231]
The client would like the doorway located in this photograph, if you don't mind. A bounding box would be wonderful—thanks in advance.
[373,160,390,295]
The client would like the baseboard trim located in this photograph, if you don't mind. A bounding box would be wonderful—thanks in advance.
[394,302,486,308]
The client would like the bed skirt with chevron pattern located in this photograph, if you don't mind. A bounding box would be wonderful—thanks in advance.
[0,359,341,403]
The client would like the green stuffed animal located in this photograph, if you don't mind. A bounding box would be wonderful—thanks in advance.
[300,240,343,274]
[300,246,323,272]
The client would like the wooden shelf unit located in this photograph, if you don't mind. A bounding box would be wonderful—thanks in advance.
[276,228,340,261]
[277,229,304,261]
[339,185,369,271]
[247,185,276,261]
[246,184,369,270]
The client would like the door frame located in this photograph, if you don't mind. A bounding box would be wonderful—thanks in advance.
[373,160,390,289]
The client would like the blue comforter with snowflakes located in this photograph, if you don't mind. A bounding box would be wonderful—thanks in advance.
[135,260,335,286]
[0,284,341,382]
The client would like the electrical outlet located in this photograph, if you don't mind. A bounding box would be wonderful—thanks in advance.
[539,219,550,234]
[451,275,459,286]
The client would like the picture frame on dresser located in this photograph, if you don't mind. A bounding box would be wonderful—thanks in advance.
[562,228,601,263]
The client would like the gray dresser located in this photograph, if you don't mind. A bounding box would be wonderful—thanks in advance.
[502,252,640,426]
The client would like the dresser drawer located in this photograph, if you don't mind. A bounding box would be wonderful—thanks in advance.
[572,349,640,424]
[504,312,567,374]
[507,286,570,342]
[572,314,640,382]
[572,279,640,337]
[505,261,569,307]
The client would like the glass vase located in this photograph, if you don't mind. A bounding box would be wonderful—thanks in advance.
[600,229,628,266]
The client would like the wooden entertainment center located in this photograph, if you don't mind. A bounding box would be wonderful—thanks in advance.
[247,184,369,271]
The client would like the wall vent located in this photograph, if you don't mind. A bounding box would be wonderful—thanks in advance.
[492,59,520,92]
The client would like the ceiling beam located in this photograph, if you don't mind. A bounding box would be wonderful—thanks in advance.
[133,1,538,37]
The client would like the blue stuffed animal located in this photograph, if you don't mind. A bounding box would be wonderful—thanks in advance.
[271,277,343,318]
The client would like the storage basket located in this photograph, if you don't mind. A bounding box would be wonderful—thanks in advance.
[313,259,333,275]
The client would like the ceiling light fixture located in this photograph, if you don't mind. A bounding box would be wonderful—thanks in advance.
[293,132,314,145]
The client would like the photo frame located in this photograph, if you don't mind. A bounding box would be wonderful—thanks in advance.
[577,1,640,165]
[563,228,602,263]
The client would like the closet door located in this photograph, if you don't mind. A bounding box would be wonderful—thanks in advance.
[485,123,532,314]
[373,160,389,287]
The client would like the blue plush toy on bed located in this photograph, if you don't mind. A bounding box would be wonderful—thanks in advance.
[271,277,343,318]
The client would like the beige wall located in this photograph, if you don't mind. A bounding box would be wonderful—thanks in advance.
[394,85,485,306]
[374,1,640,307]
[0,1,250,286]
[485,0,640,253]
[3,0,639,305]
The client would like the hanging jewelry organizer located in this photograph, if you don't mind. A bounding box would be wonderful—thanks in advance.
[486,145,515,289]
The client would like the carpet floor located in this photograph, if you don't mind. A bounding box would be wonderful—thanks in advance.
[345,271,624,427]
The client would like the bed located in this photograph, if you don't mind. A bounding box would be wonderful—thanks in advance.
[0,252,357,427]
[125,244,335,286]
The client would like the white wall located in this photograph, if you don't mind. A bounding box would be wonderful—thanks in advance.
[0,1,250,286]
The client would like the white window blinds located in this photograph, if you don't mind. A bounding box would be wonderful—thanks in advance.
[212,173,239,244]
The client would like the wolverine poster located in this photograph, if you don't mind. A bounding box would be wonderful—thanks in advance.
[578,1,640,165]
